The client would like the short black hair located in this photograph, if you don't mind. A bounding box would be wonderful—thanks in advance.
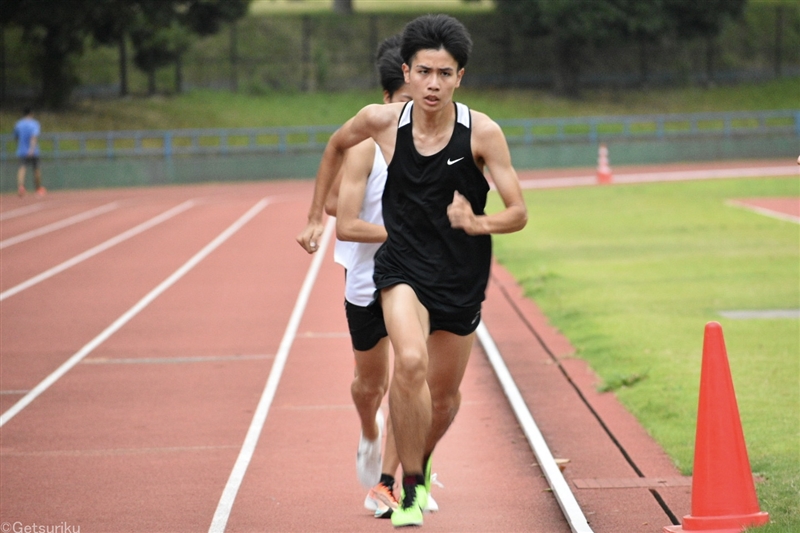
[23,107,32,116]
[400,14,472,70]
[375,34,405,97]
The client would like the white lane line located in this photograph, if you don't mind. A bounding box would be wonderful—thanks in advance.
[719,309,800,319]
[208,217,335,533]
[476,321,594,533]
[0,202,119,249]
[81,354,274,365]
[0,198,271,428]
[0,200,194,302]
[0,203,46,221]
[726,200,800,224]
[612,166,798,184]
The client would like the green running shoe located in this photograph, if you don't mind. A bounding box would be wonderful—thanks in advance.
[391,484,427,528]
[424,455,432,492]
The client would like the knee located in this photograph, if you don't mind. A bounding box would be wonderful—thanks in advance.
[393,350,427,389]
[352,375,386,403]
[431,391,460,422]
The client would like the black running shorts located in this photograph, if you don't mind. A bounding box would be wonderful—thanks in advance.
[368,294,482,337]
[19,156,39,169]
[345,300,388,352]
[428,306,482,336]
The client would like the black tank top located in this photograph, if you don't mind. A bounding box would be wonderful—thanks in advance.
[373,101,491,315]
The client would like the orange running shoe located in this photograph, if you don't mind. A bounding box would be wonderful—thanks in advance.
[364,481,398,519]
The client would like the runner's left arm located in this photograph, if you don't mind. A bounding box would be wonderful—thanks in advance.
[447,114,527,235]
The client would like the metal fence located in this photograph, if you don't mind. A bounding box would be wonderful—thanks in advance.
[2,110,798,162]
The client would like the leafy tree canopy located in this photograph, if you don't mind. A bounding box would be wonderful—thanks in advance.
[2,0,250,108]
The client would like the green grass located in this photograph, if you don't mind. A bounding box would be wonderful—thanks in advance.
[3,77,797,133]
[488,177,800,530]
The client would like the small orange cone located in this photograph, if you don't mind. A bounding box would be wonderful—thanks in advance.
[596,143,612,184]
[664,322,769,533]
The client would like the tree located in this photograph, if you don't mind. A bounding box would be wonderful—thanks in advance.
[495,0,625,97]
[333,0,353,15]
[662,0,747,84]
[494,0,747,94]
[1,0,251,106]
[91,0,140,96]
[129,0,250,95]
[1,0,94,108]
[129,1,191,96]
[613,0,669,87]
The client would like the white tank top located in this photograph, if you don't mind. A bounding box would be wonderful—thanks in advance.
[333,143,387,307]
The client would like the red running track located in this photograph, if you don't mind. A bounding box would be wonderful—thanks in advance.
[1,182,568,532]
[3,165,792,532]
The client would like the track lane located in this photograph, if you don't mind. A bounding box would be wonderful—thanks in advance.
[0,200,193,291]
[482,265,691,532]
[1,168,731,531]
[0,186,303,414]
[221,219,571,532]
[1,184,314,531]
[0,200,195,302]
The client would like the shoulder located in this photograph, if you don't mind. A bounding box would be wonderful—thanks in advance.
[466,108,505,148]
[467,109,502,137]
[357,102,404,130]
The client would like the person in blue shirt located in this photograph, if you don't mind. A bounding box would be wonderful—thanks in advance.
[14,107,45,197]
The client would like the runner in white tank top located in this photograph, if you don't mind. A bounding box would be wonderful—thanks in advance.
[322,36,416,518]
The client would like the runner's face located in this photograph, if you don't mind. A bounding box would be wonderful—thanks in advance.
[403,48,463,113]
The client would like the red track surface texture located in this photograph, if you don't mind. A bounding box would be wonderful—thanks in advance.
[0,163,793,532]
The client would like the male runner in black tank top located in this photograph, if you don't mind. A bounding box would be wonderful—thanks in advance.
[297,14,527,527]
[374,99,491,320]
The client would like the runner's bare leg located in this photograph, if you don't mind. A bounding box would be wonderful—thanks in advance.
[382,284,430,475]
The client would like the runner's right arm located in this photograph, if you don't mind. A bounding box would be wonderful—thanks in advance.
[336,140,387,244]
[296,104,397,254]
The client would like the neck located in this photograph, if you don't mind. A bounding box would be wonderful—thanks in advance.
[412,100,454,133]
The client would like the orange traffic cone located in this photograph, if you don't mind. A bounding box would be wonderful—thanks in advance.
[664,322,769,533]
[596,143,612,184]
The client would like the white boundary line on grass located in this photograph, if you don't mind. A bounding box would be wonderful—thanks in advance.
[208,216,335,533]
[0,202,119,249]
[0,200,195,302]
[726,200,800,224]
[476,321,594,533]
[517,165,799,190]
[0,198,270,428]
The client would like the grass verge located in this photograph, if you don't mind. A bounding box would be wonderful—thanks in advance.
[2,77,797,133]
[488,177,799,530]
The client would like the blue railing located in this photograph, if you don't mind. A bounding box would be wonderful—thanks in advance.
[2,110,798,161]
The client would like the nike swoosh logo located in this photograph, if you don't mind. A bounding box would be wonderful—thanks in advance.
[447,157,464,166]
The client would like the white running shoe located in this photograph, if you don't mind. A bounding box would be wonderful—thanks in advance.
[423,492,438,513]
[423,473,442,513]
[356,408,384,488]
